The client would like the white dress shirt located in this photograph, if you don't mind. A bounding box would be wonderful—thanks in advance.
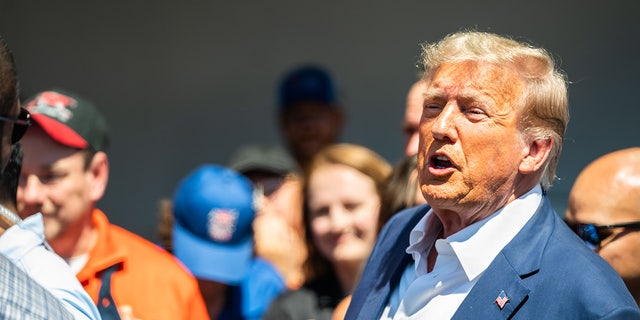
[380,185,543,319]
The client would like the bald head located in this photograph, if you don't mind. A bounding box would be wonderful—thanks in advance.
[565,147,640,303]
[567,148,640,223]
[402,80,425,157]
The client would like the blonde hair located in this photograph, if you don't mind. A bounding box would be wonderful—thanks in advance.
[419,30,569,189]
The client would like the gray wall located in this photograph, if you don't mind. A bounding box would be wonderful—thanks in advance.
[1,1,638,239]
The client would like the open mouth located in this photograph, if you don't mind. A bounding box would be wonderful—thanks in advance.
[430,154,454,169]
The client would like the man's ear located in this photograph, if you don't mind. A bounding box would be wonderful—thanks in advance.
[519,137,552,174]
[87,151,109,202]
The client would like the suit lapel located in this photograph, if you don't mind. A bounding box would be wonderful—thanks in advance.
[361,243,412,318]
[453,197,556,319]
[350,197,558,319]
[453,254,530,319]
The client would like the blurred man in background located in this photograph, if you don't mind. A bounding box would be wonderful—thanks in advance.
[18,89,207,319]
[402,79,426,157]
[565,147,640,305]
[277,64,345,172]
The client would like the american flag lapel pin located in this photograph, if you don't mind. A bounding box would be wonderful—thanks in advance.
[495,290,509,310]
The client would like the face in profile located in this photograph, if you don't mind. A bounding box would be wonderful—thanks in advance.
[281,102,343,165]
[417,61,527,215]
[307,163,380,267]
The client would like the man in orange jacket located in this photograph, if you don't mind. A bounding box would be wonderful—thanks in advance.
[17,89,209,320]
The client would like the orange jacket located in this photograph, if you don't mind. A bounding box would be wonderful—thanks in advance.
[76,209,209,320]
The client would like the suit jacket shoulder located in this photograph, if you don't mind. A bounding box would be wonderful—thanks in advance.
[347,198,640,320]
[453,197,640,319]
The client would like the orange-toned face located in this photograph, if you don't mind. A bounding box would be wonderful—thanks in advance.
[417,61,529,229]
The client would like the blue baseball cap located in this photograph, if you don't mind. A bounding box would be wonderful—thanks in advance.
[172,164,256,285]
[278,64,336,112]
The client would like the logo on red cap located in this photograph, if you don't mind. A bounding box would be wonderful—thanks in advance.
[24,91,77,122]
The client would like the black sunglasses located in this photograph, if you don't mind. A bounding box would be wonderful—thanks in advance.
[0,108,31,144]
[567,221,640,248]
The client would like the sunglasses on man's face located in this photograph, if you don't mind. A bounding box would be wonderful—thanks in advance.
[566,221,640,249]
[0,108,31,144]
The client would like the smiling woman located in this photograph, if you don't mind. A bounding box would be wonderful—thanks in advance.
[263,143,391,320]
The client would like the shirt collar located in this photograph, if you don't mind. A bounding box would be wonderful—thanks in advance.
[406,209,441,274]
[406,185,543,281]
[0,213,48,261]
[450,185,542,280]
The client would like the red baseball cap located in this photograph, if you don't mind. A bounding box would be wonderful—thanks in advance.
[23,89,109,151]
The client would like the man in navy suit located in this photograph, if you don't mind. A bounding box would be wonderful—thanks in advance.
[345,30,640,319]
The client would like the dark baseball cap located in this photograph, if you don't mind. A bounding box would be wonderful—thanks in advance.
[229,145,300,176]
[23,89,109,151]
[278,64,336,112]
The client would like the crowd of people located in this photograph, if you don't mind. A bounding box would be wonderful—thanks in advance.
[0,29,639,320]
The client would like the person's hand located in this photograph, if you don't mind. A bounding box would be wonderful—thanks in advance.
[253,213,306,289]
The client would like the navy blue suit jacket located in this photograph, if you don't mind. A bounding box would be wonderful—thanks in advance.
[346,196,640,319]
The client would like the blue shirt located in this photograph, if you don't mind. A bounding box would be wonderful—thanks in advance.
[0,213,102,320]
[220,257,286,320]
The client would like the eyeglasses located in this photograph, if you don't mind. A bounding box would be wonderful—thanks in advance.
[0,108,31,144]
[567,221,640,249]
